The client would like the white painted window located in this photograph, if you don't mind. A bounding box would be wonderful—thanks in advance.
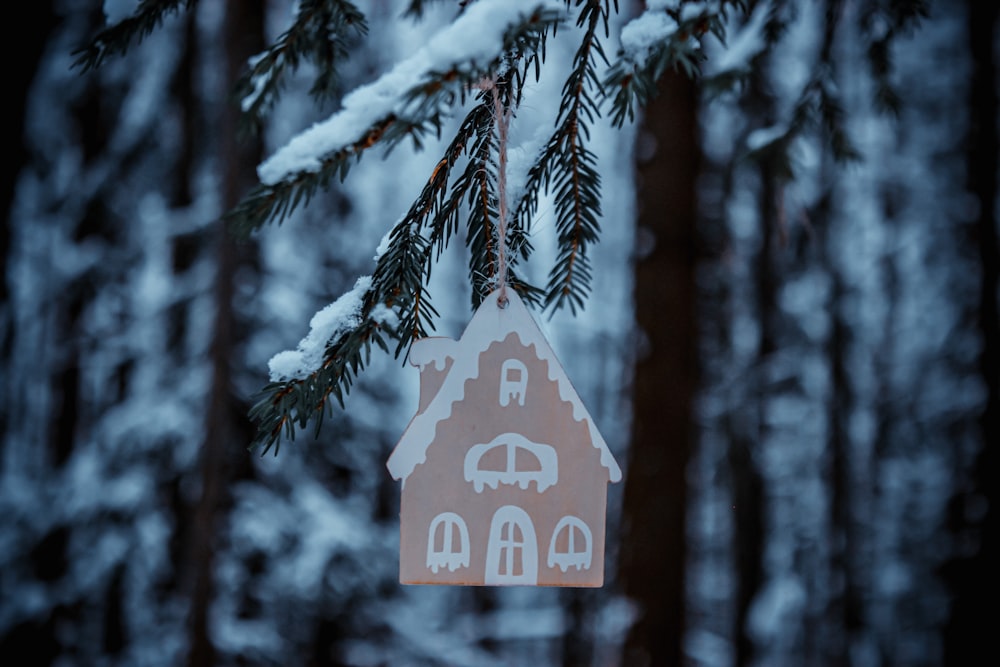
[426,512,470,574]
[464,433,558,493]
[547,516,593,572]
[485,505,538,585]
[499,358,528,406]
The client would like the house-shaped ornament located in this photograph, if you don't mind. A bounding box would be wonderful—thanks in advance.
[387,289,622,586]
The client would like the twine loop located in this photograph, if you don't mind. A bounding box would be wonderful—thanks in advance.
[480,75,511,309]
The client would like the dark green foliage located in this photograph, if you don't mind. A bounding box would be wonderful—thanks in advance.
[226,5,561,240]
[858,0,930,115]
[226,116,398,238]
[463,93,503,306]
[404,0,452,19]
[539,0,608,314]
[73,0,196,72]
[603,0,746,127]
[235,0,369,135]
[77,0,928,452]
[741,0,878,178]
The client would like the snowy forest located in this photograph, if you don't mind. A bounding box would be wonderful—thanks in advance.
[1,0,996,665]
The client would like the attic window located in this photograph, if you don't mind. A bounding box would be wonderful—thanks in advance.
[547,516,593,572]
[464,433,558,493]
[426,512,470,574]
[499,359,528,406]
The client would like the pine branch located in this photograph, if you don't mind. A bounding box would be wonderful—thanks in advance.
[390,102,497,353]
[530,0,609,314]
[858,0,929,116]
[249,99,498,453]
[603,0,746,127]
[404,0,455,18]
[72,0,196,72]
[743,1,864,177]
[236,0,368,135]
[465,113,499,305]
[246,44,564,452]
[228,5,562,238]
[249,292,396,455]
[249,228,432,456]
[226,116,399,238]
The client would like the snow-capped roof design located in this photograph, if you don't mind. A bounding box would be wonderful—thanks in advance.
[387,289,621,484]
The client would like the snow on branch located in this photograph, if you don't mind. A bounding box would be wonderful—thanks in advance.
[225,0,563,240]
[237,0,369,133]
[268,276,374,382]
[257,0,566,186]
[603,0,745,126]
[247,96,500,453]
[73,0,195,71]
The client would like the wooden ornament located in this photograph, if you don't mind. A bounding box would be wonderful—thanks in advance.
[387,289,621,586]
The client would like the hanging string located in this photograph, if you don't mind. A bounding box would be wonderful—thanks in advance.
[482,75,511,308]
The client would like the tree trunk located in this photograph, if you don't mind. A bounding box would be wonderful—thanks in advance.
[825,227,861,667]
[185,2,263,665]
[2,1,56,311]
[730,162,775,667]
[618,69,700,667]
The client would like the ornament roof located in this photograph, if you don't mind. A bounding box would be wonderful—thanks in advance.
[387,289,622,484]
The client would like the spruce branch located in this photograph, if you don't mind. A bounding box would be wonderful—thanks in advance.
[743,1,866,178]
[249,97,508,453]
[743,72,862,182]
[246,43,563,451]
[404,0,454,18]
[67,0,938,460]
[858,0,929,116]
[249,226,430,456]
[229,5,561,237]
[72,0,197,72]
[464,66,542,307]
[236,0,368,135]
[603,1,746,127]
[249,295,395,456]
[465,114,500,305]
[70,0,935,456]
[226,116,399,238]
[531,0,609,314]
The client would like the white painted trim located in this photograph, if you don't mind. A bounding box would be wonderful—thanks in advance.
[484,505,537,585]
[387,289,621,483]
[463,432,558,493]
[426,512,470,573]
[547,515,593,572]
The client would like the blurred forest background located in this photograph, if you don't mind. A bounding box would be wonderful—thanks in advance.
[1,1,995,666]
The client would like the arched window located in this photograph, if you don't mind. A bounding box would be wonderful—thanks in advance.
[547,516,593,572]
[464,433,558,493]
[426,512,470,574]
[499,359,528,406]
[485,505,538,585]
